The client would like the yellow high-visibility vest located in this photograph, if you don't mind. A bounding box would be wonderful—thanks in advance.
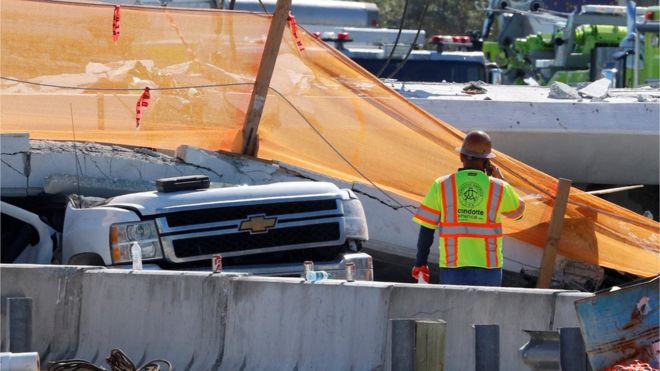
[412,169,525,268]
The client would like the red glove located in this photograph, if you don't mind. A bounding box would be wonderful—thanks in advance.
[411,265,429,283]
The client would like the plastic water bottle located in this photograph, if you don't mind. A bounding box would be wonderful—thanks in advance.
[305,270,330,282]
[131,242,143,271]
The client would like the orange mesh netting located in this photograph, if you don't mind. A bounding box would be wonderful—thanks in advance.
[1,0,658,276]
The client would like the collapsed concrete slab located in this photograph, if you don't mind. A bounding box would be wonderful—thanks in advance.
[0,133,606,288]
[395,83,660,185]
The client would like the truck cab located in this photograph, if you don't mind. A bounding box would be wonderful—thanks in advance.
[62,176,372,279]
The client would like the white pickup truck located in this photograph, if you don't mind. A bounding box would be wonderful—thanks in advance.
[57,176,372,279]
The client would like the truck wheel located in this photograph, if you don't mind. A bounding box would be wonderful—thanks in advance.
[68,253,104,266]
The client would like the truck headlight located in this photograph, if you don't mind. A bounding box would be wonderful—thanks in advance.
[110,221,163,264]
[342,198,369,240]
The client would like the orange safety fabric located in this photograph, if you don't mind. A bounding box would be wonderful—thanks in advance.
[1,0,658,276]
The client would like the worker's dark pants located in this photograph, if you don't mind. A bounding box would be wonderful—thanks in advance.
[439,267,502,287]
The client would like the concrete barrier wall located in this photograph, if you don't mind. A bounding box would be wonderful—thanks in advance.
[73,270,235,369]
[387,284,588,370]
[0,265,92,360]
[220,277,392,370]
[0,265,592,370]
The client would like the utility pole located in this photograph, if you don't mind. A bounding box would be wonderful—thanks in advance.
[241,0,291,156]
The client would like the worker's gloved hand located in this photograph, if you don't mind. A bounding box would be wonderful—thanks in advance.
[411,265,430,283]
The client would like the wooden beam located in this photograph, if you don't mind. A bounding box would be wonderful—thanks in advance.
[391,319,446,371]
[586,184,643,195]
[241,0,291,156]
[415,320,446,371]
[537,178,572,288]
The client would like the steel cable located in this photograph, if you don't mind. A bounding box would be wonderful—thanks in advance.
[375,0,410,77]
[386,0,432,79]
[1,76,416,214]
[46,348,173,371]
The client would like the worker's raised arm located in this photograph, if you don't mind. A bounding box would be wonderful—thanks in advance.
[500,182,525,220]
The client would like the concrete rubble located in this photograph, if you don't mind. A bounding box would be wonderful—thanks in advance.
[548,81,580,100]
[578,78,612,100]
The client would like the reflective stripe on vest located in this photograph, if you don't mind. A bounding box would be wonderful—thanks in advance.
[444,236,457,267]
[502,200,525,219]
[438,224,502,237]
[485,180,504,267]
[414,204,440,226]
[440,175,457,266]
[441,174,457,223]
[486,237,498,267]
[487,180,504,223]
[438,173,504,268]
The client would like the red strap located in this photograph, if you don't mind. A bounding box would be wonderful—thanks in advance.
[135,87,151,128]
[287,11,305,52]
[112,5,121,43]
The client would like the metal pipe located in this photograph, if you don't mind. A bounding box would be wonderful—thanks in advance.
[586,184,643,195]
[391,319,415,371]
[475,324,500,371]
[6,298,32,353]
[519,330,559,370]
[559,327,589,371]
[634,29,639,88]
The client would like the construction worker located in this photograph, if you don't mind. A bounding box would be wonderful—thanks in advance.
[411,130,525,286]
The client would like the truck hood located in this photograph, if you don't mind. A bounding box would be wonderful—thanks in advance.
[105,181,348,216]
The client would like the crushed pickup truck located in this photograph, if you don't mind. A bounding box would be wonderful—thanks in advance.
[58,176,372,279]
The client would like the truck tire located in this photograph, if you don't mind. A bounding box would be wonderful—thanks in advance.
[68,253,104,266]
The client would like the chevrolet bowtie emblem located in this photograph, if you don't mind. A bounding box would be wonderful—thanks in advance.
[239,215,277,234]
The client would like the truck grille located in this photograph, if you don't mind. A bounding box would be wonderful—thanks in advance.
[171,222,341,258]
[165,199,338,227]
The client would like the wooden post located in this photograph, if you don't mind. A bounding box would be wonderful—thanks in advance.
[537,178,572,288]
[240,0,291,156]
[416,320,446,371]
[391,319,446,371]
[97,93,105,130]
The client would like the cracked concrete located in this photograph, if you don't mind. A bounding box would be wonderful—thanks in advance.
[0,133,548,275]
[1,134,426,264]
[2,137,221,197]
